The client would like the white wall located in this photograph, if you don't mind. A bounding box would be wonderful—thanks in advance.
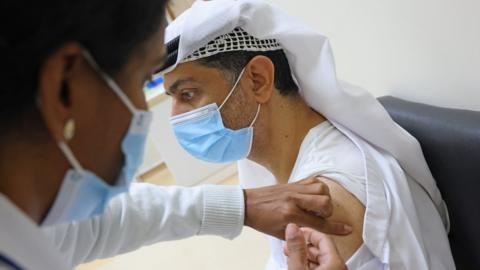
[266,0,480,111]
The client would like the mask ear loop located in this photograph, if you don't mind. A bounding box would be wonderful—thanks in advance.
[218,68,246,111]
[59,49,136,175]
[36,98,84,173]
[58,141,84,173]
[249,104,261,127]
[82,50,138,116]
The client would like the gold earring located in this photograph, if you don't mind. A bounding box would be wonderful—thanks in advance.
[63,119,76,141]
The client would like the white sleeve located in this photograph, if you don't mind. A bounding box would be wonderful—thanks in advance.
[42,182,245,267]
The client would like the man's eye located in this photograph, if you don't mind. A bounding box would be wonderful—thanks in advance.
[181,90,195,100]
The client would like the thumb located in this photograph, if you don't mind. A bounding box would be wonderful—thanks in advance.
[286,223,308,270]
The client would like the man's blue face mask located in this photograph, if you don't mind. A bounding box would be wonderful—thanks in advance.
[170,68,261,163]
[41,50,153,226]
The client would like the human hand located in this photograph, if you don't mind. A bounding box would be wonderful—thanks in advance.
[285,223,347,270]
[243,176,352,240]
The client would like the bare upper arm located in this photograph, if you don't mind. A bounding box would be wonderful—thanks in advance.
[317,176,365,261]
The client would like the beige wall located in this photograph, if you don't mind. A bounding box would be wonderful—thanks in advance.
[166,0,195,19]
[77,226,270,270]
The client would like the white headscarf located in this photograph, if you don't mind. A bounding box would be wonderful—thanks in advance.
[162,0,446,218]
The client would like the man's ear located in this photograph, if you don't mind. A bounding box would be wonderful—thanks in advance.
[37,42,83,143]
[245,55,275,104]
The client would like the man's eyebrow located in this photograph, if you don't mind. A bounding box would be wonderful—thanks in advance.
[166,77,197,95]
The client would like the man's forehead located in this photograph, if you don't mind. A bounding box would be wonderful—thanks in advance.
[164,61,230,94]
[165,61,225,81]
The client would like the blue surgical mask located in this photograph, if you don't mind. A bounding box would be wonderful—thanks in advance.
[41,50,153,226]
[170,68,260,163]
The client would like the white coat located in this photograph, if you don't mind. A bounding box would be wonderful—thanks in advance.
[0,183,244,270]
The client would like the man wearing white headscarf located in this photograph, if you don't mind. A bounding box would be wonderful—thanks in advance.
[159,0,455,269]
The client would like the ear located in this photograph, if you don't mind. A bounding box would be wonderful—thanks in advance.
[245,55,275,104]
[37,43,84,143]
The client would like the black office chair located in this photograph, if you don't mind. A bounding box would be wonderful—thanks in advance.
[378,96,480,270]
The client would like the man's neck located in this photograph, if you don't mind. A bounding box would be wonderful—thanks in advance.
[250,96,325,184]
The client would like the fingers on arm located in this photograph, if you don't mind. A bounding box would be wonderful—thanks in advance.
[291,206,352,235]
[293,193,333,217]
[301,227,339,254]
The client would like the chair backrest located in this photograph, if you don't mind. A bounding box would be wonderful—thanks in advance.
[378,96,480,270]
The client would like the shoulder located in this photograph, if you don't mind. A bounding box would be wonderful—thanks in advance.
[292,121,365,182]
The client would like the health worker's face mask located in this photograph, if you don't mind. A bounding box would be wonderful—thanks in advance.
[170,68,261,163]
[41,50,153,226]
